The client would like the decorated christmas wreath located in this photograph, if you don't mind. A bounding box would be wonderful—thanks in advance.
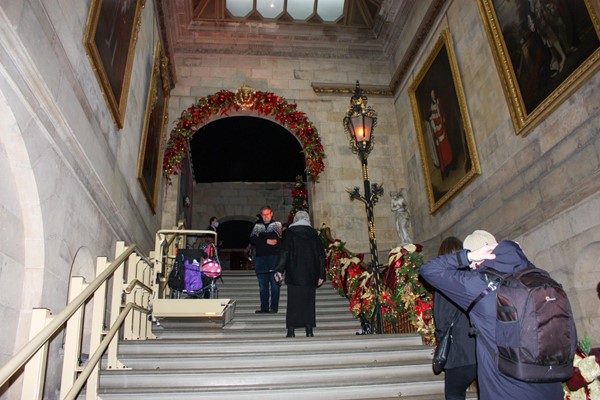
[163,86,325,184]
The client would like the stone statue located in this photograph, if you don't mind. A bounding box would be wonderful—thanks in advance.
[390,188,412,244]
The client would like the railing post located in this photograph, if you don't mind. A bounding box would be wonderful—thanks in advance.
[152,234,163,303]
[107,242,128,369]
[86,256,109,400]
[143,253,155,339]
[123,253,137,340]
[22,308,52,400]
[60,277,87,399]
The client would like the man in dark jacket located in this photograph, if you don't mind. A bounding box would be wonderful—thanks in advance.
[249,206,282,313]
[274,211,326,337]
[420,240,564,400]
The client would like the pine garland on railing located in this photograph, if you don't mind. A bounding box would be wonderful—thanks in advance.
[564,336,600,399]
[318,226,434,343]
[386,244,435,344]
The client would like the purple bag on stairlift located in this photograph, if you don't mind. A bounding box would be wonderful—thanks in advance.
[184,259,203,292]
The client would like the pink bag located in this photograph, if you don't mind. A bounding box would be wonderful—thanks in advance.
[201,259,221,278]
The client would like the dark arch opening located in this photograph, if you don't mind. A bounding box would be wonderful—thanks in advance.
[190,116,306,183]
[217,220,254,250]
[216,220,256,271]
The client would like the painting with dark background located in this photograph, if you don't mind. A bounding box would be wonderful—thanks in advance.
[479,0,600,134]
[409,30,480,213]
[137,43,169,214]
[84,0,144,128]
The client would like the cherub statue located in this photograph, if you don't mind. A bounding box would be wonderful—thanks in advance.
[390,188,412,244]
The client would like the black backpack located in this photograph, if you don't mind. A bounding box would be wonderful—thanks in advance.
[167,253,185,292]
[468,266,577,383]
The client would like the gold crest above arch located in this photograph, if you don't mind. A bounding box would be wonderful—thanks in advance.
[163,85,325,183]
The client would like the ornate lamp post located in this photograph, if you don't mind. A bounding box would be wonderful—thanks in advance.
[343,81,384,334]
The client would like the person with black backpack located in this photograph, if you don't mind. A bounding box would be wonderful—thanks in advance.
[419,238,575,400]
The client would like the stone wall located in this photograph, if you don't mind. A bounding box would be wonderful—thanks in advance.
[192,182,295,228]
[166,56,408,254]
[0,1,167,396]
[392,1,600,343]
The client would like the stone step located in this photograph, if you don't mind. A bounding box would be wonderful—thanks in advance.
[95,381,446,400]
[152,326,362,339]
[94,271,463,399]
[99,364,442,393]
[113,346,433,370]
[120,334,424,355]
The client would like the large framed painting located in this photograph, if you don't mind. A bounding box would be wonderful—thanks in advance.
[409,30,481,214]
[477,0,600,135]
[83,0,146,129]
[137,41,170,214]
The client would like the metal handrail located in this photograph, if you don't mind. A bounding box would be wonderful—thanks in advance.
[124,279,153,294]
[0,239,158,398]
[63,303,137,400]
[0,244,137,388]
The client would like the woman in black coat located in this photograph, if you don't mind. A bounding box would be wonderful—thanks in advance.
[433,236,477,400]
[274,211,326,337]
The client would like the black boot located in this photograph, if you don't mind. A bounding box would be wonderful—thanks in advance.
[286,328,295,338]
[305,326,314,337]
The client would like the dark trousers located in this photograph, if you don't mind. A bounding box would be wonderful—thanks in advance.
[255,255,280,312]
[444,364,477,400]
[286,285,316,328]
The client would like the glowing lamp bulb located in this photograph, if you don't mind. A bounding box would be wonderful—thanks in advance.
[356,127,365,141]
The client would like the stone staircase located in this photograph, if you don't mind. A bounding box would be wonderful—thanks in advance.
[94,271,476,399]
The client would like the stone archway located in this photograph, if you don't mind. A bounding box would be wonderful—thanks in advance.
[0,88,45,360]
[573,241,600,343]
[163,85,326,183]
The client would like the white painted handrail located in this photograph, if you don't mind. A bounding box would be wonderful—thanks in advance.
[62,302,136,400]
[0,241,155,399]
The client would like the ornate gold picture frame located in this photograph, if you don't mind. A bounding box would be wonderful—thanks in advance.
[477,0,600,135]
[137,41,170,214]
[409,30,481,214]
[83,0,146,129]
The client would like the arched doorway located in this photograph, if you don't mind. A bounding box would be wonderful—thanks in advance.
[574,242,600,343]
[188,114,307,270]
[216,217,256,271]
[164,86,323,259]
[190,116,306,183]
[0,88,45,364]
[163,85,326,183]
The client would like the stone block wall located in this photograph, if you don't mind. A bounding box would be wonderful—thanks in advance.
[0,0,167,396]
[192,182,296,228]
[392,1,600,343]
[166,55,409,255]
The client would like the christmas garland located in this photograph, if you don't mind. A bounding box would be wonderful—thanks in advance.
[320,227,434,343]
[387,244,435,344]
[163,88,325,184]
[287,176,309,225]
[564,336,600,400]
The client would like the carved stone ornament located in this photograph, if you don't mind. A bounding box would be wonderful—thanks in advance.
[234,85,257,109]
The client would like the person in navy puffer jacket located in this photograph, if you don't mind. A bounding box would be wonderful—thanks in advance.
[420,239,564,400]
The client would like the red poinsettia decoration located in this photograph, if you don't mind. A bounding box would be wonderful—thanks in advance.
[287,175,309,224]
[163,89,326,183]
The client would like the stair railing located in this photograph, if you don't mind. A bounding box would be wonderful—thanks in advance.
[152,222,186,299]
[0,241,155,400]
